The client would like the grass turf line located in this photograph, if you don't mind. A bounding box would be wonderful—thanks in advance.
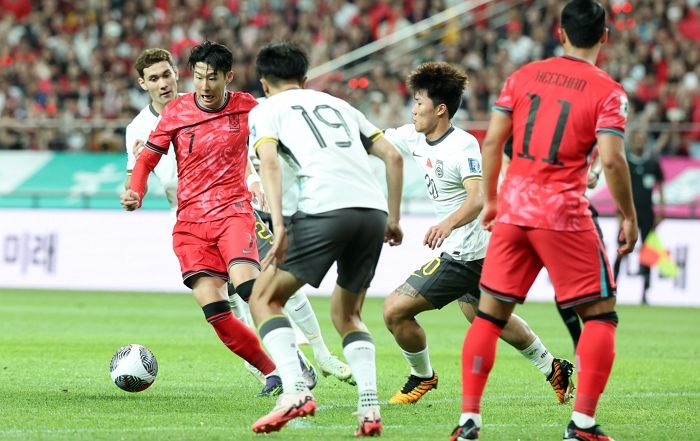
[0,289,698,440]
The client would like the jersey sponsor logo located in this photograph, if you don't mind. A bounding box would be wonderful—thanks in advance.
[229,115,240,132]
[435,159,444,178]
[468,158,481,174]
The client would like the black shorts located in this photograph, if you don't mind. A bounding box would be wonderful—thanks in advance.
[406,253,483,309]
[280,208,387,293]
[253,210,274,257]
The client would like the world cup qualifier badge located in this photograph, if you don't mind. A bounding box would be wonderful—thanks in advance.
[435,159,444,178]
[229,114,240,132]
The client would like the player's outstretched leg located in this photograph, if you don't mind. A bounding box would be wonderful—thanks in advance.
[383,285,439,405]
[228,285,317,393]
[459,300,575,404]
[284,289,354,384]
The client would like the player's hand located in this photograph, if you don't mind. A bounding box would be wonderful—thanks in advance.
[261,226,288,270]
[481,200,498,231]
[385,219,403,246]
[423,221,451,250]
[132,139,146,159]
[250,181,268,212]
[617,217,638,256]
[120,189,141,211]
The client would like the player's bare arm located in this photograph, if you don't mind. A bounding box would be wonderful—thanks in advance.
[424,178,483,250]
[480,110,512,231]
[367,136,404,246]
[256,140,287,268]
[597,133,638,255]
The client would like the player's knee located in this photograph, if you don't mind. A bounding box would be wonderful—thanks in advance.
[234,279,255,302]
[581,310,619,326]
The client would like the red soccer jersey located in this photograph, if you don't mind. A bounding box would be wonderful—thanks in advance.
[494,55,628,231]
[145,91,257,223]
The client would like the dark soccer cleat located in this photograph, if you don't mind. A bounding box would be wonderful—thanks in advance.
[449,418,480,440]
[563,421,615,440]
[548,358,575,404]
[389,371,438,404]
[256,374,283,398]
[298,351,318,390]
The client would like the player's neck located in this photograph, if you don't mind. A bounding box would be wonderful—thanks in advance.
[424,119,452,143]
[267,83,301,97]
[562,47,599,65]
[150,101,165,114]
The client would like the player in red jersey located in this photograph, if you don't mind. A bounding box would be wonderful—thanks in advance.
[451,2,638,441]
[120,41,280,393]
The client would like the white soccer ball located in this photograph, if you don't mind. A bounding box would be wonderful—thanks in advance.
[109,344,158,392]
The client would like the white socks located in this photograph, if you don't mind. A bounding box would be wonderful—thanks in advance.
[519,336,555,377]
[401,347,433,378]
[459,412,481,427]
[284,290,333,362]
[572,411,595,429]
[261,326,307,393]
[343,337,378,409]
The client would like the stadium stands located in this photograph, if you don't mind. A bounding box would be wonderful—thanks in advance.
[0,0,698,155]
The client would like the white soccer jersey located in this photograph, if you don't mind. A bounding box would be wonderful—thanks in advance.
[384,124,489,261]
[125,104,178,209]
[249,88,387,214]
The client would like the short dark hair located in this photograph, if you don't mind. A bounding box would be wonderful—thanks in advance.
[561,0,606,49]
[256,42,308,85]
[188,41,233,74]
[134,48,174,78]
[406,62,468,119]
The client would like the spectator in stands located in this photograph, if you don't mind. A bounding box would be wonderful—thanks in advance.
[0,0,697,154]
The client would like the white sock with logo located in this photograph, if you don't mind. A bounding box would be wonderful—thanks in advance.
[519,336,555,376]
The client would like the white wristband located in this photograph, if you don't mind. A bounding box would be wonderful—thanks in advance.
[246,173,261,188]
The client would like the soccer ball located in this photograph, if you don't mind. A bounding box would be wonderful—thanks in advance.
[109,344,158,392]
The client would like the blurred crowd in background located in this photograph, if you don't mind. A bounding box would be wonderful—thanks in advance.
[0,0,699,156]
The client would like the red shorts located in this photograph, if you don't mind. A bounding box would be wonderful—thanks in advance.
[172,214,260,288]
[480,222,615,308]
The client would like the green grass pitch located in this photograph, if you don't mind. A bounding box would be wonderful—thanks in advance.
[1,289,698,440]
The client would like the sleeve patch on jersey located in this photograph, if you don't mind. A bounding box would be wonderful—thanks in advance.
[145,141,167,155]
[253,137,279,150]
[468,158,482,174]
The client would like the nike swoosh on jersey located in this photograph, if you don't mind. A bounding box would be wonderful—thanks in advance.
[412,152,422,157]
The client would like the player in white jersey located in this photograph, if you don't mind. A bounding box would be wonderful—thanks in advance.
[123,49,179,207]
[248,42,403,437]
[123,48,349,396]
[381,62,575,406]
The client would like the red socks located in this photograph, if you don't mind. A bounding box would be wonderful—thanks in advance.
[204,301,276,376]
[574,320,617,417]
[461,316,504,413]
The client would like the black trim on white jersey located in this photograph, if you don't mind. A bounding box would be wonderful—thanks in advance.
[148,104,159,118]
[426,126,455,146]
